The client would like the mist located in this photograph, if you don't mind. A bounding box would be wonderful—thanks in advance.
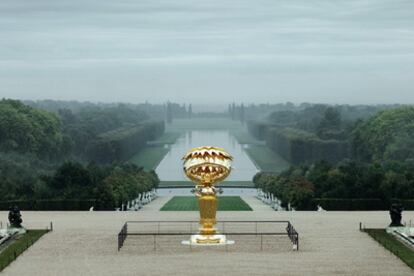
[1,0,414,105]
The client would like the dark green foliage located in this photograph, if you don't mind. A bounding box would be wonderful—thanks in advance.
[0,161,159,210]
[353,107,414,162]
[253,171,315,210]
[0,99,64,160]
[45,162,158,209]
[0,99,164,209]
[253,161,414,210]
[265,127,349,165]
[0,99,165,164]
[58,104,164,161]
[317,107,344,139]
[0,153,54,201]
[86,121,164,163]
[247,104,408,166]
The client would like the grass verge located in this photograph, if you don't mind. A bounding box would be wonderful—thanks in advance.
[129,146,169,170]
[244,145,290,173]
[0,230,49,272]
[160,196,252,211]
[230,130,263,145]
[364,229,414,269]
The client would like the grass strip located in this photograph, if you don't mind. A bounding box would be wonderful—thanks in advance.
[230,130,263,145]
[364,229,414,269]
[129,146,169,170]
[244,145,290,172]
[0,230,49,272]
[160,196,252,211]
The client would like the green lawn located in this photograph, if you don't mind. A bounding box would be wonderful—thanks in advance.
[160,196,252,211]
[158,181,254,188]
[244,145,290,173]
[0,230,49,272]
[230,130,264,145]
[129,146,169,170]
[364,229,414,269]
[129,131,181,170]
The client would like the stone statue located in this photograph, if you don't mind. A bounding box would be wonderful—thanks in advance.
[8,205,23,228]
[389,203,403,227]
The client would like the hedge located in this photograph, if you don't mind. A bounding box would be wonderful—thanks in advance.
[265,127,349,165]
[315,198,414,211]
[0,199,114,211]
[86,121,165,163]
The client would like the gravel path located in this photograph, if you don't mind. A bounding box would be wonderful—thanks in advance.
[1,196,413,276]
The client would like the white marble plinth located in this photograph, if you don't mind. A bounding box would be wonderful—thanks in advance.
[181,234,235,246]
[386,226,414,248]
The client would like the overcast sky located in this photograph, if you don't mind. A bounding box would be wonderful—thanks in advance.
[0,0,413,106]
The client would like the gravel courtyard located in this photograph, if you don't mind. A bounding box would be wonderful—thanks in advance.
[1,196,413,276]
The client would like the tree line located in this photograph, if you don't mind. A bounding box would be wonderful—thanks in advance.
[0,99,164,208]
[254,160,414,210]
[0,161,158,210]
[248,105,414,165]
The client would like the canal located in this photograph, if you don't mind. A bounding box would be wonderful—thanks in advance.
[155,130,258,182]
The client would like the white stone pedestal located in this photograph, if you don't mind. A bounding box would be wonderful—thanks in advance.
[181,234,235,246]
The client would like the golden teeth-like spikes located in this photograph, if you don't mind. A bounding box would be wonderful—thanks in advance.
[183,146,232,184]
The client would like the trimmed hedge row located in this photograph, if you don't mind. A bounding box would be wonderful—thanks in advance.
[265,127,349,165]
[315,198,414,211]
[86,121,165,163]
[0,199,113,211]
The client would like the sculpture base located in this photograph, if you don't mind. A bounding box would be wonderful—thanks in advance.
[181,234,234,246]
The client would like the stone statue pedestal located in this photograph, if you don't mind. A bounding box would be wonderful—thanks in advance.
[7,227,26,235]
[386,226,414,249]
[0,227,26,247]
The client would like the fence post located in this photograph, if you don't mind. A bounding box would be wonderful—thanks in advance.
[296,234,299,251]
[50,222,53,231]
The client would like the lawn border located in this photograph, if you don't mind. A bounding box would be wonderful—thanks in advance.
[160,196,253,211]
[0,228,51,272]
[362,228,414,269]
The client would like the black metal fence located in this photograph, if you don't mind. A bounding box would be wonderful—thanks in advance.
[118,222,128,251]
[117,220,299,251]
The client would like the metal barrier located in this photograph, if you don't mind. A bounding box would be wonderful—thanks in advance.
[117,220,299,251]
[118,223,128,251]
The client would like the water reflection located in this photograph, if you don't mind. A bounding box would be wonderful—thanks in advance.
[156,131,258,181]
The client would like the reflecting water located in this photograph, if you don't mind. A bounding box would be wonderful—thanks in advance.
[156,131,258,181]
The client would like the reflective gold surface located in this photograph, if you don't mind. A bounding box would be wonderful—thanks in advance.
[182,146,232,244]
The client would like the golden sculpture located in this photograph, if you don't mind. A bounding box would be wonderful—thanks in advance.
[182,146,233,245]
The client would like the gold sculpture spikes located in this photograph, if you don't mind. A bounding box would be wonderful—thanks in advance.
[182,146,233,245]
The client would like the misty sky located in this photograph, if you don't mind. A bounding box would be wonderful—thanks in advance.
[1,0,414,106]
